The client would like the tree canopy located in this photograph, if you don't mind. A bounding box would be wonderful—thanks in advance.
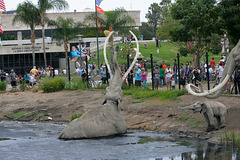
[219,0,240,45]
[170,0,222,66]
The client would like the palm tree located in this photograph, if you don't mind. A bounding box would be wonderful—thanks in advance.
[13,1,41,67]
[37,0,69,68]
[48,16,82,75]
[85,7,135,35]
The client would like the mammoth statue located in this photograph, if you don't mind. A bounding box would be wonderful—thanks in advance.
[187,40,240,99]
[59,31,140,139]
[179,101,227,132]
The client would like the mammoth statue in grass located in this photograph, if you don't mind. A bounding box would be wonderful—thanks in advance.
[59,31,140,139]
[179,101,227,132]
[187,40,240,99]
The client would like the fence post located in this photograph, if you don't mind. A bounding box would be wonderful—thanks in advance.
[85,56,88,84]
[150,53,154,90]
[67,55,70,82]
[177,53,181,90]
[127,54,130,85]
[206,51,210,90]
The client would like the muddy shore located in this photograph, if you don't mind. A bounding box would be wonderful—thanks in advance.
[0,90,239,143]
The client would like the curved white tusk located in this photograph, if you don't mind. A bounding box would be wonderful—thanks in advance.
[103,31,115,79]
[122,30,140,80]
[186,74,230,96]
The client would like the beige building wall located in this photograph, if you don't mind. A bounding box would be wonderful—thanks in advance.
[1,10,141,31]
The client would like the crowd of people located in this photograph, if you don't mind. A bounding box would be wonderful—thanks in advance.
[0,66,63,89]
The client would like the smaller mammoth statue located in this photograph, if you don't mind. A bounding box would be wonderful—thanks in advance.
[179,101,227,132]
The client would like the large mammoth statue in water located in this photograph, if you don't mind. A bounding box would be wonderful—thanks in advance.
[59,31,140,139]
[187,40,240,99]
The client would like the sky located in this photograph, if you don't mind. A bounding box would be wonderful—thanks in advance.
[4,0,164,22]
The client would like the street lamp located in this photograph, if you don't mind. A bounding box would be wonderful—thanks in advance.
[77,35,83,66]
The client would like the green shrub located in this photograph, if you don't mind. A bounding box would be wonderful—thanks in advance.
[40,77,65,93]
[0,81,7,91]
[70,112,82,121]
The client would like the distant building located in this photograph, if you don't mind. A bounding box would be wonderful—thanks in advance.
[0,11,140,74]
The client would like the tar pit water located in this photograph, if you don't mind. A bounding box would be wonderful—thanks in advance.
[0,121,239,160]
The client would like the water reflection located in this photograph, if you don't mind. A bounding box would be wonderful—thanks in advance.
[164,142,240,160]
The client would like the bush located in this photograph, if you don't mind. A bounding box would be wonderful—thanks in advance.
[0,81,7,91]
[40,77,65,93]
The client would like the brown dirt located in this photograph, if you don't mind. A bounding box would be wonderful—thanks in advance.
[0,89,240,143]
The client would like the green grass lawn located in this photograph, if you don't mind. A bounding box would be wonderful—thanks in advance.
[88,41,223,68]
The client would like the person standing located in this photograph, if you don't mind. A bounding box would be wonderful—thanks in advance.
[165,65,173,90]
[9,69,18,89]
[191,66,201,87]
[185,61,190,84]
[173,59,178,84]
[134,66,142,87]
[153,65,160,90]
[217,62,224,82]
[156,38,159,47]
[162,61,167,86]
[180,63,186,89]
[77,66,86,80]
[210,58,216,71]
[234,69,240,95]
[30,66,38,76]
[159,65,165,88]
[0,71,6,81]
[100,66,107,84]
[141,68,147,88]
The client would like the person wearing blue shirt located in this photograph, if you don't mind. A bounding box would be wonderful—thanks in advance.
[70,46,85,58]
[100,66,107,84]
[134,66,141,87]
[77,66,86,79]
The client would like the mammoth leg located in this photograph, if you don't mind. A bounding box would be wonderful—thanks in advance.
[219,114,226,128]
[203,112,216,132]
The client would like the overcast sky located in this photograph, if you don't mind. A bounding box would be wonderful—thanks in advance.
[5,0,163,22]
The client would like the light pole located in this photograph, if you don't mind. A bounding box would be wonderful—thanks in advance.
[77,35,83,66]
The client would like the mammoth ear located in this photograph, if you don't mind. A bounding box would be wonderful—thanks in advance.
[201,103,207,113]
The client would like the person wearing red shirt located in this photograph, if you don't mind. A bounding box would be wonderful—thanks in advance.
[210,58,216,70]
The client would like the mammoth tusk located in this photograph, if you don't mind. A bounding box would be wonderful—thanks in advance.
[122,30,140,80]
[103,31,115,79]
[186,74,230,96]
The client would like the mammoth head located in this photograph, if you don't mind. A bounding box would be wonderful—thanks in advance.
[180,101,206,114]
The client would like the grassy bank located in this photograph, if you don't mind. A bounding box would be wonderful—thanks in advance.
[88,41,223,68]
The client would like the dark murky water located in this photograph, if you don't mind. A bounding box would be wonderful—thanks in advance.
[0,121,239,160]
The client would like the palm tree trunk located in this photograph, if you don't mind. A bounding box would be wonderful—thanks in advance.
[41,15,47,68]
[31,31,36,66]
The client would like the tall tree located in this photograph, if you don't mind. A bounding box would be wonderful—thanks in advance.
[13,1,41,67]
[170,0,221,66]
[37,0,69,68]
[156,6,181,41]
[145,3,162,38]
[139,22,154,40]
[48,17,82,74]
[219,0,240,45]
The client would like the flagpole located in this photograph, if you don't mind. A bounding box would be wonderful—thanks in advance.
[95,0,100,69]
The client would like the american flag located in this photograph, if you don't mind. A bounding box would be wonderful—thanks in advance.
[0,0,6,12]
[96,0,103,6]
